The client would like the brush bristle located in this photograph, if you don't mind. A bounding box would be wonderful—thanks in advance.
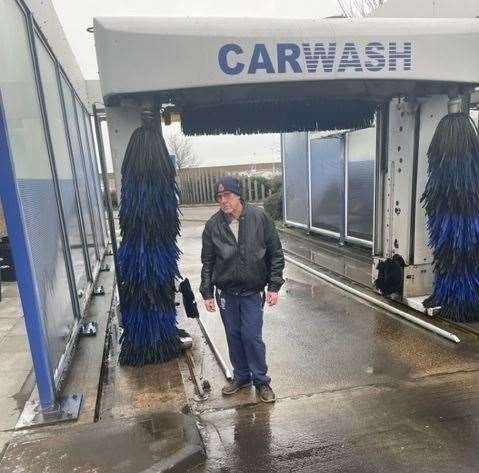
[118,118,182,365]
[422,112,479,322]
[181,99,376,136]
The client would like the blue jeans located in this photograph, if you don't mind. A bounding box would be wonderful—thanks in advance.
[217,291,270,387]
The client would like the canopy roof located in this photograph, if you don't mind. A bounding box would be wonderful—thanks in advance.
[94,17,479,134]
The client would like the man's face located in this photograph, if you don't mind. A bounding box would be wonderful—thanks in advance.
[216,190,241,215]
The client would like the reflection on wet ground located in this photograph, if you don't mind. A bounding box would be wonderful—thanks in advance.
[179,220,479,473]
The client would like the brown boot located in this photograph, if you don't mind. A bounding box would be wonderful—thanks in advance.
[222,378,252,396]
[257,384,276,403]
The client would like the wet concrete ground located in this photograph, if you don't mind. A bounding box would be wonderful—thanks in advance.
[0,281,34,454]
[2,210,479,472]
[178,218,479,472]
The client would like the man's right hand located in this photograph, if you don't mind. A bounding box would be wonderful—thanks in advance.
[204,299,216,312]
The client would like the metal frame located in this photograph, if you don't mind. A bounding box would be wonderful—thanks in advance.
[72,95,101,263]
[28,21,87,388]
[83,111,107,248]
[90,114,110,242]
[1,0,107,413]
[79,108,104,251]
[339,134,347,246]
[0,91,56,410]
[25,0,98,287]
[92,105,121,291]
[283,128,376,248]
[373,103,388,257]
[28,23,81,321]
[57,70,94,283]
[307,132,314,233]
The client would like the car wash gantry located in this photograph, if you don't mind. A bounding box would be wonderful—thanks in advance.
[93,16,479,328]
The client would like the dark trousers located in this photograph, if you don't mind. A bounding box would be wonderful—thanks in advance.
[217,291,270,386]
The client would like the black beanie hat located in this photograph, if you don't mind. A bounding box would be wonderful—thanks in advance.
[214,176,242,198]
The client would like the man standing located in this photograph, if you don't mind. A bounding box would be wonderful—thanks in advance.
[200,176,285,403]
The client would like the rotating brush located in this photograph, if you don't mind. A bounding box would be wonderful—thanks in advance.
[422,97,479,322]
[117,110,182,365]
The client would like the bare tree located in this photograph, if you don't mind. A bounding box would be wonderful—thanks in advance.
[165,130,198,169]
[338,0,386,17]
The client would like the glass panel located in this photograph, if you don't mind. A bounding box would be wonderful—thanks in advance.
[75,100,103,253]
[85,114,108,243]
[35,34,89,297]
[0,0,76,371]
[310,137,342,233]
[346,128,375,241]
[283,133,308,226]
[60,76,97,268]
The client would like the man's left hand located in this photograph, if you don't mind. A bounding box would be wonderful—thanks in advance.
[266,291,279,306]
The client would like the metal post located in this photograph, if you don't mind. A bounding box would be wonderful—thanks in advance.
[196,317,233,380]
[83,110,107,250]
[0,92,56,410]
[306,131,312,233]
[73,99,100,263]
[339,134,347,245]
[92,105,122,299]
[281,134,287,224]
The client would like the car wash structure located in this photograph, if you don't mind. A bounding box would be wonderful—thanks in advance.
[2,11,479,428]
[93,16,479,329]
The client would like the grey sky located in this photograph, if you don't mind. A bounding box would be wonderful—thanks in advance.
[51,0,342,167]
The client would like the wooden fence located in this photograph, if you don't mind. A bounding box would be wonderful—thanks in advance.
[177,169,272,205]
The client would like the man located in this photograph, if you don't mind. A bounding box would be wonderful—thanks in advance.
[200,176,285,403]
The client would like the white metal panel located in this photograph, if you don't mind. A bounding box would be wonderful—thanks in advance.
[413,95,448,265]
[403,264,434,298]
[383,98,416,263]
[94,17,479,100]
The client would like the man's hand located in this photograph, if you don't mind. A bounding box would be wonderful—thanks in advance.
[204,298,217,312]
[266,291,279,307]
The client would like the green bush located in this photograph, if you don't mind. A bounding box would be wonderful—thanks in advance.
[264,192,283,221]
[268,175,282,194]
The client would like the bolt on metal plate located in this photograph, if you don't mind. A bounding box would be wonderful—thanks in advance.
[80,321,98,337]
[16,394,83,430]
[93,285,105,296]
